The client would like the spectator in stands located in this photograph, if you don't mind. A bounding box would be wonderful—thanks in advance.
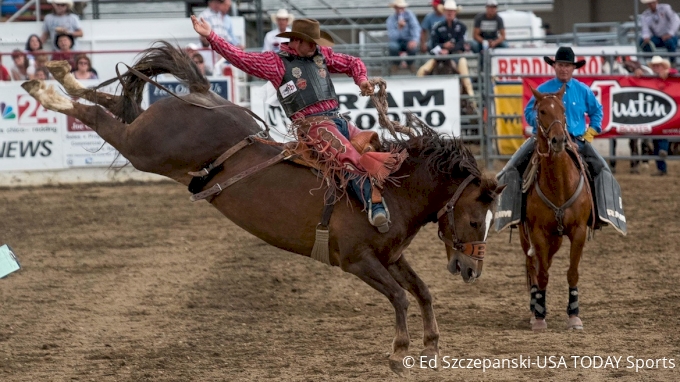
[25,34,43,60]
[0,65,10,81]
[51,33,77,68]
[263,9,294,53]
[428,0,466,55]
[41,0,83,51]
[192,53,213,77]
[199,0,240,47]
[386,0,420,73]
[471,0,507,53]
[186,43,215,76]
[10,50,31,81]
[191,16,395,232]
[416,0,466,75]
[647,55,675,175]
[420,0,445,53]
[34,67,51,80]
[71,54,98,80]
[639,0,680,64]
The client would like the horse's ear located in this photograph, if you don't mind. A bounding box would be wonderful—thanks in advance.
[494,184,507,196]
[556,84,566,99]
[530,86,543,101]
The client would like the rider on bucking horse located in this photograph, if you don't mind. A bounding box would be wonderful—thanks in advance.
[496,47,626,233]
[191,16,407,233]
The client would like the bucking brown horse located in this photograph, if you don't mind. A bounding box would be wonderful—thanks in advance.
[522,86,592,332]
[21,42,504,375]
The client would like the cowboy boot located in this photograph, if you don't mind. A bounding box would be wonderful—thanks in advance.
[368,198,390,233]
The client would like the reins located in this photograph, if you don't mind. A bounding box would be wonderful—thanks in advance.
[436,174,486,261]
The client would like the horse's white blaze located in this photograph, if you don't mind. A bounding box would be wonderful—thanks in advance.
[483,209,493,241]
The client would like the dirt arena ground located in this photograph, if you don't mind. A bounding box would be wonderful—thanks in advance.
[1,161,679,382]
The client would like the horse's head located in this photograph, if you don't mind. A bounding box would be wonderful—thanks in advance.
[437,176,505,283]
[531,85,568,154]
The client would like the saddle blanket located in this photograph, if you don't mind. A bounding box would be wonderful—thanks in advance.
[494,169,627,235]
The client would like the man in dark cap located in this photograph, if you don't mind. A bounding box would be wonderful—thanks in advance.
[496,47,620,232]
[191,16,404,233]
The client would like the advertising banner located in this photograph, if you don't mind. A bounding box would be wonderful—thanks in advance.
[492,46,637,83]
[494,84,525,155]
[523,76,680,137]
[0,88,64,171]
[249,77,461,142]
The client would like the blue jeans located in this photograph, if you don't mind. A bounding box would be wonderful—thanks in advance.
[640,35,678,63]
[653,139,669,173]
[388,39,417,65]
[332,116,380,209]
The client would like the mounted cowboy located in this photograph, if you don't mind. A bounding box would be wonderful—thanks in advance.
[495,46,627,235]
[191,16,406,233]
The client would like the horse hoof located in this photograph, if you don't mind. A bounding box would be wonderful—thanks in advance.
[389,357,410,377]
[567,316,583,330]
[45,60,73,80]
[21,79,43,95]
[420,348,439,370]
[532,318,547,331]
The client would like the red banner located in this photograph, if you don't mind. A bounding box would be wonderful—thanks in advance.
[523,76,680,137]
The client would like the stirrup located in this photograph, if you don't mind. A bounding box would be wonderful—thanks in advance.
[368,198,391,233]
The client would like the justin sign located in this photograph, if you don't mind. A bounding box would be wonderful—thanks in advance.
[523,76,680,137]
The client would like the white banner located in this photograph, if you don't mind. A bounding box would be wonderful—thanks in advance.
[1,84,65,171]
[492,46,638,83]
[249,76,461,142]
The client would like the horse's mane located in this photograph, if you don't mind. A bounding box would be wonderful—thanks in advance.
[382,124,481,180]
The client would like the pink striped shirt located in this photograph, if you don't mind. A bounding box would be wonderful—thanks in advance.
[207,31,368,120]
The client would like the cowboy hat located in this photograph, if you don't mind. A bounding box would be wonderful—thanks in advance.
[543,47,586,69]
[49,0,74,7]
[277,18,334,47]
[54,33,74,49]
[443,0,461,11]
[640,0,657,4]
[390,0,408,8]
[649,55,671,68]
[270,9,294,24]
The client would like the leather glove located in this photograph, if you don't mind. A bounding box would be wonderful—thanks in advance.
[583,127,598,143]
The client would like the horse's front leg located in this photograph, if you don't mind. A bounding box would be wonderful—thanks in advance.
[341,252,410,376]
[528,230,561,331]
[387,255,439,366]
[566,226,587,330]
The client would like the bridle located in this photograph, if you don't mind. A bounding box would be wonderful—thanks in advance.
[535,95,568,157]
[436,174,485,261]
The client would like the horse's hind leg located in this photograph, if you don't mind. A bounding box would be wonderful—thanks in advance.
[22,80,128,153]
[566,227,587,330]
[387,255,439,366]
[341,252,411,377]
[45,61,125,113]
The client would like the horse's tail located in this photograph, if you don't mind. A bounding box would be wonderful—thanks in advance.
[108,40,210,124]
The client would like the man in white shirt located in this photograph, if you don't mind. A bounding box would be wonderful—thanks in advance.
[198,0,238,45]
[263,9,294,52]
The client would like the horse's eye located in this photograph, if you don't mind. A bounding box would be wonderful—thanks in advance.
[470,221,480,229]
[539,110,546,115]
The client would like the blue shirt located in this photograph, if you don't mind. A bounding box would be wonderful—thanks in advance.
[387,10,420,43]
[524,77,603,136]
[421,12,446,49]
